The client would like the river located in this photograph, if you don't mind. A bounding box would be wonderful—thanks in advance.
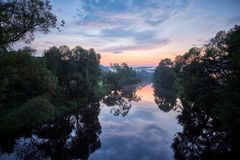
[0,84,182,160]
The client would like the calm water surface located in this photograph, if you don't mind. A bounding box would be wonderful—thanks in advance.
[0,84,181,160]
[90,85,181,160]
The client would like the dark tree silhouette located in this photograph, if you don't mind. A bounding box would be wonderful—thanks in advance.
[0,0,64,50]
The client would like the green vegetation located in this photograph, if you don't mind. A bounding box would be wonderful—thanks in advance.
[0,0,64,51]
[101,63,141,89]
[0,49,57,106]
[153,58,176,91]
[153,25,240,159]
[0,0,101,133]
[44,46,101,101]
[0,45,102,131]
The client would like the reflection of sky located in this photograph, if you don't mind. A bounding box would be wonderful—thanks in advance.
[15,0,240,66]
[90,85,181,160]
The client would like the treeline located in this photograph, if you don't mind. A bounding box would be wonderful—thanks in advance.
[153,25,240,159]
[101,63,141,90]
[0,46,101,130]
[0,48,140,134]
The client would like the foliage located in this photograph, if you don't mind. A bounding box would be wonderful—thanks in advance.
[0,48,57,108]
[0,0,63,50]
[16,96,55,127]
[0,45,102,138]
[153,58,176,91]
[102,63,140,89]
[44,46,101,101]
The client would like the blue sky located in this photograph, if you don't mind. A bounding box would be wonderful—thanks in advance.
[26,0,240,66]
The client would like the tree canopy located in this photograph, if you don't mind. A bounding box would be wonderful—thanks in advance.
[0,0,63,50]
[102,63,140,89]
[44,46,101,100]
[153,58,176,91]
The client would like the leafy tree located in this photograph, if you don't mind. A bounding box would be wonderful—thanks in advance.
[44,46,101,100]
[102,63,140,89]
[0,48,57,108]
[0,0,63,50]
[153,58,176,91]
[210,25,240,153]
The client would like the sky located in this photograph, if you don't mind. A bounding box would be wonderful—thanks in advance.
[23,0,240,66]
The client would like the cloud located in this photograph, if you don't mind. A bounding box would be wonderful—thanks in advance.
[101,28,160,44]
[76,0,191,29]
[71,0,190,54]
[100,38,170,53]
[91,122,173,160]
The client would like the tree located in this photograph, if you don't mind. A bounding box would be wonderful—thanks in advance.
[44,46,101,100]
[17,96,55,127]
[211,25,240,154]
[102,63,140,89]
[153,58,176,91]
[0,0,63,50]
[0,48,57,108]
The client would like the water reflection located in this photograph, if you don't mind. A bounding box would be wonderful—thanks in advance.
[102,85,141,117]
[0,85,183,160]
[152,84,232,159]
[91,85,181,160]
[0,103,101,160]
[153,87,177,112]
[172,99,230,160]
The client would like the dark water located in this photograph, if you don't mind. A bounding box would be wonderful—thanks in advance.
[0,84,182,160]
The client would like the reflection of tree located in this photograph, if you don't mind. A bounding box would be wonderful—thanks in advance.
[153,87,177,112]
[0,103,102,160]
[172,99,230,160]
[0,132,17,154]
[102,85,141,117]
